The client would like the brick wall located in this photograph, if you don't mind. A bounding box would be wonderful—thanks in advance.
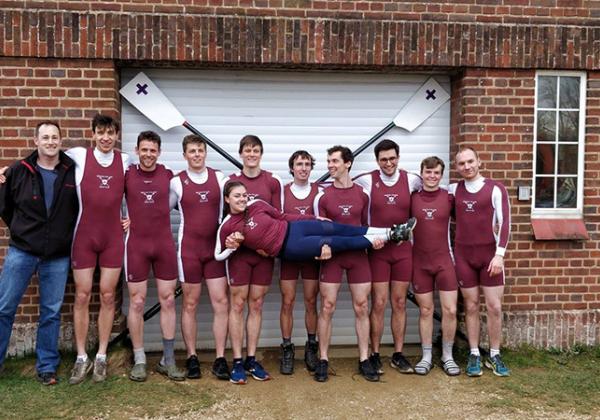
[0,0,596,23]
[1,2,599,352]
[0,5,598,68]
[451,68,600,348]
[0,57,120,353]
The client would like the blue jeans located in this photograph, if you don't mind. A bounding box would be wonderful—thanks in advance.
[0,246,69,373]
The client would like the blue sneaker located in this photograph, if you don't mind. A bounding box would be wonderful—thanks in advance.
[244,358,271,381]
[485,354,510,377]
[465,354,483,377]
[229,361,247,384]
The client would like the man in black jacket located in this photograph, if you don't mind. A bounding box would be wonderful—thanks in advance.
[0,121,78,385]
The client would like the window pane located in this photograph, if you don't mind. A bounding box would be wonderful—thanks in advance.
[557,177,577,208]
[537,111,556,141]
[559,111,579,142]
[535,177,554,208]
[557,145,578,175]
[536,144,555,174]
[538,76,557,108]
[559,77,580,108]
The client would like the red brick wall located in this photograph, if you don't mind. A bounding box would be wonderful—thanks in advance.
[0,2,599,349]
[0,57,120,327]
[0,0,595,23]
[451,68,600,347]
[0,6,596,68]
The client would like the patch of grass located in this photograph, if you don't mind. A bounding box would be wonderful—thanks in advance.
[0,351,215,419]
[477,345,600,415]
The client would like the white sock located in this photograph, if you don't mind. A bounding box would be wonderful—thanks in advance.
[490,348,500,358]
[364,228,389,244]
[96,353,107,362]
[421,345,432,364]
[442,341,454,362]
[76,354,88,363]
[470,347,480,357]
[133,348,146,365]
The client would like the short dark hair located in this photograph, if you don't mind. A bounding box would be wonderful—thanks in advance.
[374,139,399,159]
[288,150,315,175]
[35,120,61,138]
[420,156,445,174]
[182,134,206,153]
[137,130,161,148]
[91,113,120,133]
[455,145,479,160]
[327,145,354,166]
[238,134,263,154]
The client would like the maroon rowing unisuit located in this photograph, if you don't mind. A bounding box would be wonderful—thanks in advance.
[410,188,457,293]
[71,148,126,269]
[280,182,320,280]
[315,183,371,284]
[124,164,177,282]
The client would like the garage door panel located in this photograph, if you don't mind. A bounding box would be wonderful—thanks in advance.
[121,69,449,351]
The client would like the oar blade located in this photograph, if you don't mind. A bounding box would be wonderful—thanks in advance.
[119,72,186,131]
[393,77,450,132]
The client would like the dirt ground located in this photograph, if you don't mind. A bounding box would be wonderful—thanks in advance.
[143,346,593,420]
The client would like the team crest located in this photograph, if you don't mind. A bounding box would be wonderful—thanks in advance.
[384,194,398,205]
[97,175,113,189]
[196,191,210,202]
[245,217,258,230]
[247,193,259,201]
[463,200,477,212]
[295,206,310,215]
[422,208,437,220]
[338,204,352,216]
[141,191,158,204]
[375,182,380,189]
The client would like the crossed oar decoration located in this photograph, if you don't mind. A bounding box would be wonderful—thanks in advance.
[110,72,480,356]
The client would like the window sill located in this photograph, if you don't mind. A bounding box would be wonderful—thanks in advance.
[531,217,589,240]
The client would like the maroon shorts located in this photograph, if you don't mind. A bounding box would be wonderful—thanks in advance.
[320,250,372,284]
[125,234,178,282]
[412,250,458,294]
[369,241,412,283]
[454,243,504,288]
[71,228,124,270]
[179,254,225,284]
[280,259,320,281]
[227,247,274,287]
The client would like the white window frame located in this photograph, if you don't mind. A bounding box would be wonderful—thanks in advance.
[532,70,586,219]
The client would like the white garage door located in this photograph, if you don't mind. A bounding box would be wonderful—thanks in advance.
[120,68,450,351]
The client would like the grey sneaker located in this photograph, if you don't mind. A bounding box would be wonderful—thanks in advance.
[69,359,93,385]
[390,218,417,243]
[129,363,147,382]
[156,363,186,382]
[92,358,108,383]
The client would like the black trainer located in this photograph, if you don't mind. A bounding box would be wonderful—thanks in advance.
[390,352,414,374]
[304,340,319,372]
[314,359,329,382]
[369,353,383,374]
[390,217,417,243]
[211,357,230,380]
[280,343,295,375]
[359,359,380,382]
[185,355,201,379]
[37,372,58,386]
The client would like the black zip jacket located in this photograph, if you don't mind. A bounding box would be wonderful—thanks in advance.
[0,150,79,259]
